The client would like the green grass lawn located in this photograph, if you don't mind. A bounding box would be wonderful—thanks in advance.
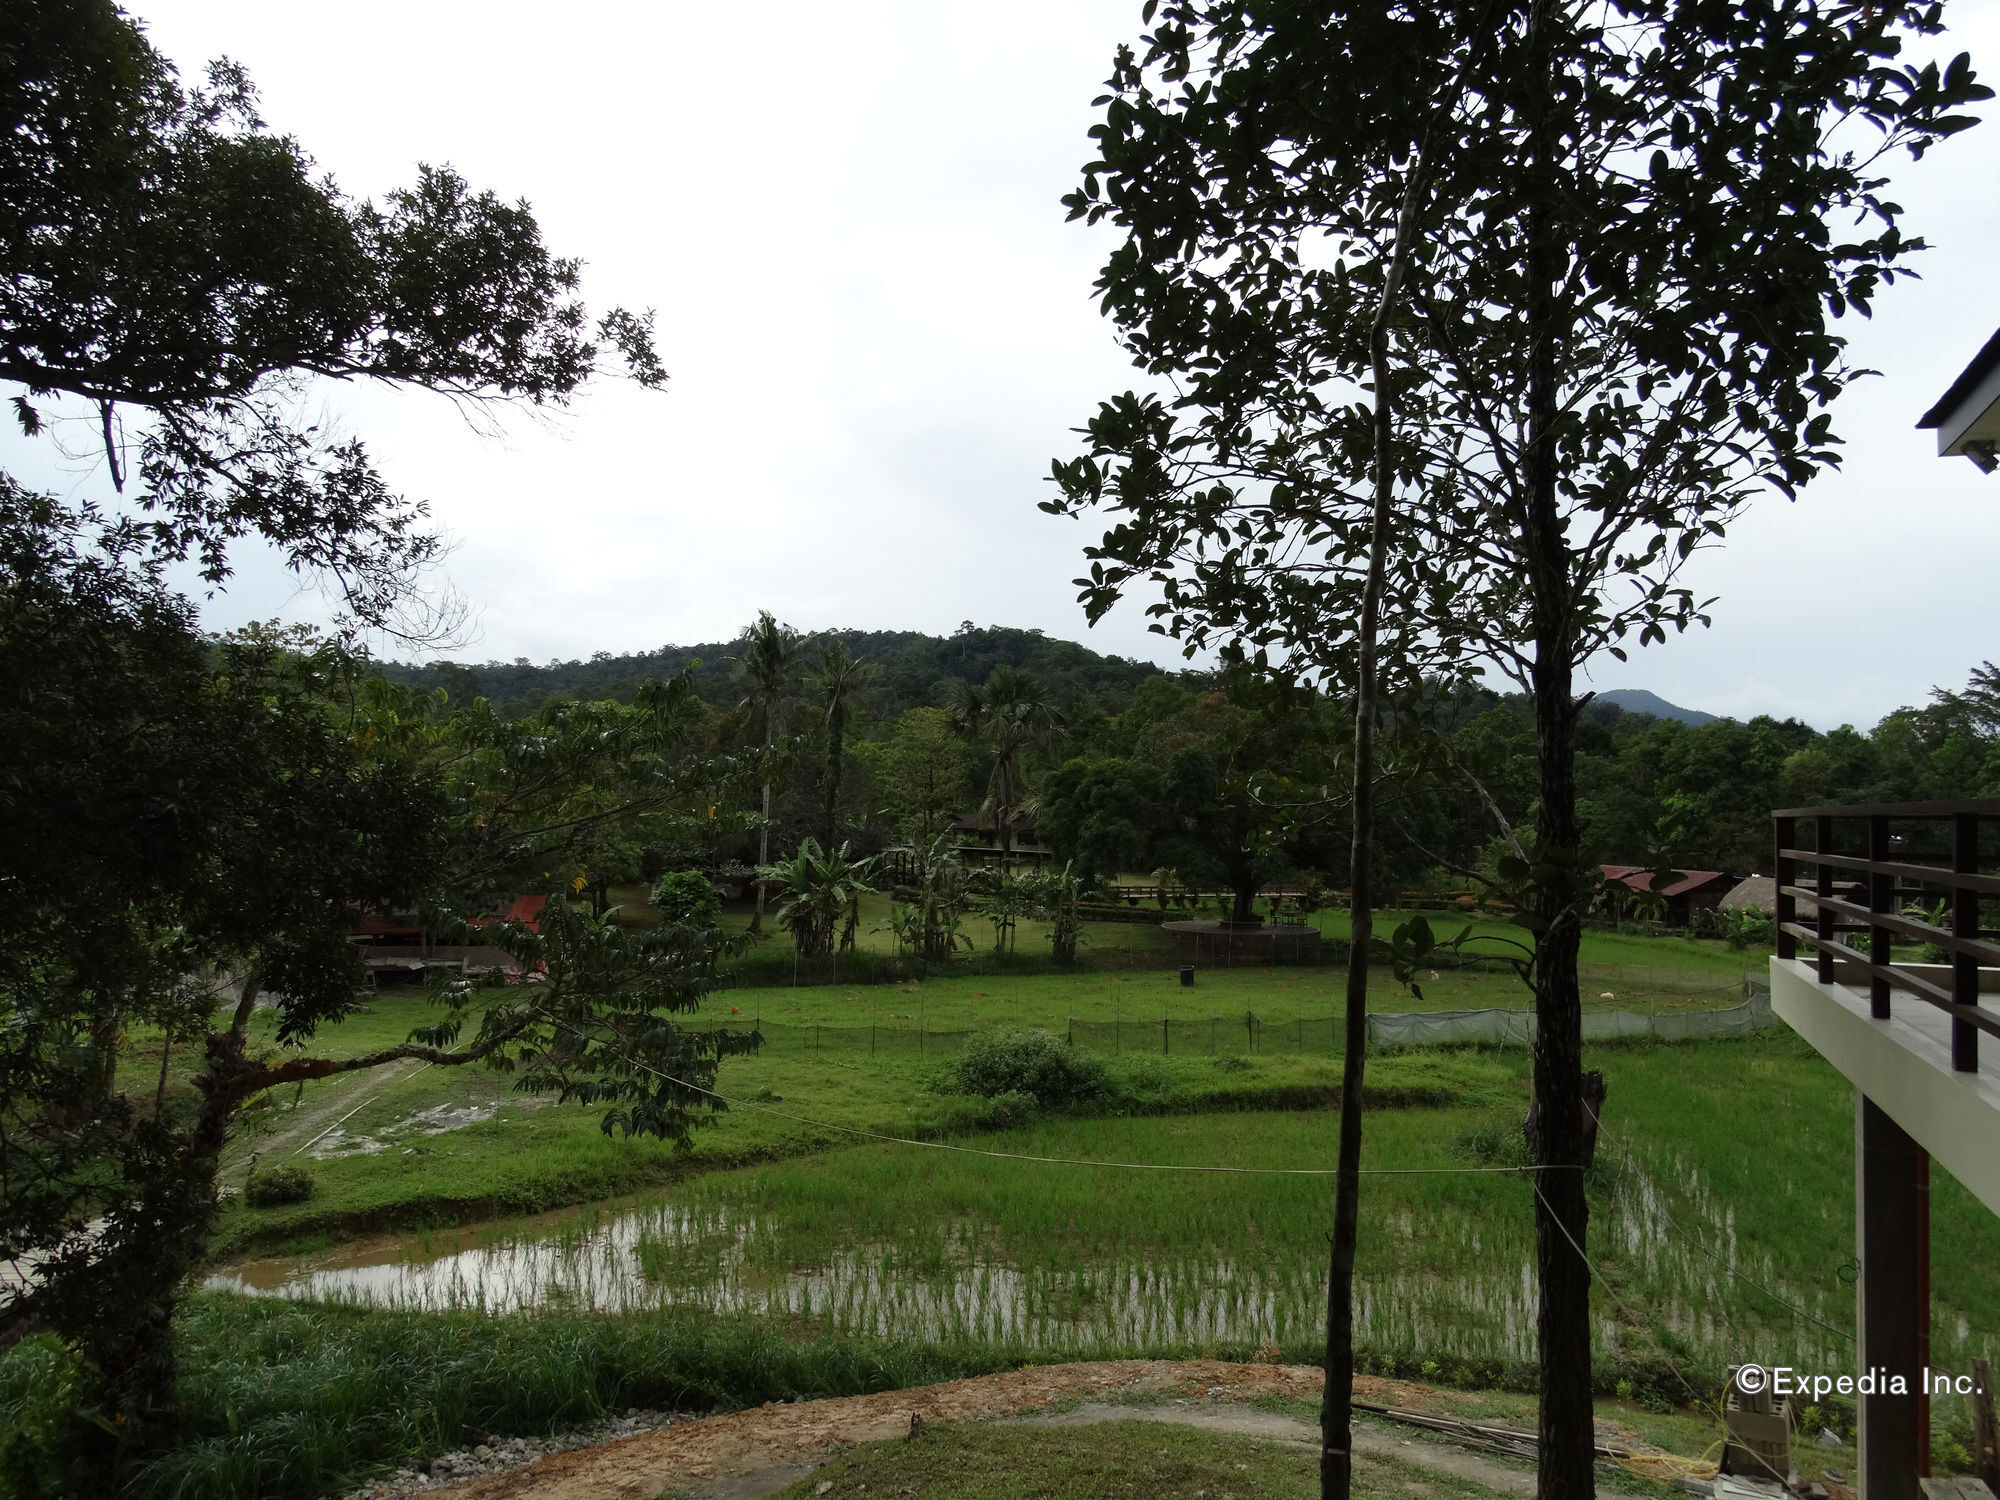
[718,959,1754,1034]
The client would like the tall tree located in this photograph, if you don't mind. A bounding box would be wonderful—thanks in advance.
[806,636,876,847]
[1,0,676,1453]
[1049,3,1986,1494]
[0,496,754,1446]
[855,707,976,843]
[950,666,1066,870]
[735,611,800,933]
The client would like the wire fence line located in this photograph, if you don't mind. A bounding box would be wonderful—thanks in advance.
[688,981,1774,1060]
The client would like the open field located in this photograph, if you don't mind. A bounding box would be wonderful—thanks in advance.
[716,960,1757,1032]
[201,995,1507,1258]
[615,884,1776,993]
[139,919,1760,1255]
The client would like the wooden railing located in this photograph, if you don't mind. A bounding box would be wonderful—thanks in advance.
[1775,799,2000,1072]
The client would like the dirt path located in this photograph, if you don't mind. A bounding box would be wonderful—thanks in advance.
[218,1058,428,1185]
[415,1361,1543,1500]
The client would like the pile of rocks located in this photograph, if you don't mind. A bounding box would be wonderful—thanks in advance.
[342,1408,682,1498]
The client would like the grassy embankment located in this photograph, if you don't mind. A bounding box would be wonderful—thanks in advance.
[119,1295,1728,1500]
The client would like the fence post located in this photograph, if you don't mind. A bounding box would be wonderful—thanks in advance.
[1163,1017,1169,1055]
[1869,814,1893,1020]
[1954,811,1980,1072]
[1815,814,1837,986]
[1775,814,1797,962]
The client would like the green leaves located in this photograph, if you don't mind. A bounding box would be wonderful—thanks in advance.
[2,7,667,630]
[1055,0,1990,702]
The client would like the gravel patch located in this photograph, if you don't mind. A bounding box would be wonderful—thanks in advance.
[340,1408,688,1498]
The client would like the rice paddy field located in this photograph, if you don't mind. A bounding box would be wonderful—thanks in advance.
[210,1027,2000,1393]
[104,917,2000,1500]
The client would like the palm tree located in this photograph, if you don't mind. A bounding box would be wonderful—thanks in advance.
[736,611,799,934]
[804,637,875,848]
[949,666,1065,872]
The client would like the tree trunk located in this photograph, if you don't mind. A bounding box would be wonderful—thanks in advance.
[1521,6,1595,1488]
[1325,132,1431,1500]
[824,704,846,847]
[752,770,771,935]
[997,756,1015,874]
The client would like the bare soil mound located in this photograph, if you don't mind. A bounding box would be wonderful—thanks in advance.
[415,1360,1511,1500]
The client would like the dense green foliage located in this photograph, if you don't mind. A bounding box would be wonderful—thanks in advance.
[1,0,661,627]
[949,1028,1112,1108]
[0,0,697,1466]
[649,870,723,930]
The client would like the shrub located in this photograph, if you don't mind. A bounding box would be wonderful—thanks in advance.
[244,1164,316,1208]
[650,871,721,930]
[951,1028,1109,1108]
[1717,906,1776,951]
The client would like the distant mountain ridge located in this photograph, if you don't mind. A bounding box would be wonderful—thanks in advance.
[380,624,1176,718]
[1594,688,1716,726]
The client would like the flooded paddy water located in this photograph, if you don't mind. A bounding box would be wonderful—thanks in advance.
[207,1110,1887,1375]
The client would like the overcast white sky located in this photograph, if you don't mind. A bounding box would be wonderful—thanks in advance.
[12,1,2000,730]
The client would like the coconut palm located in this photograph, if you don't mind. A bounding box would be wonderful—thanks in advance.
[949,666,1065,871]
[804,637,876,847]
[736,611,799,933]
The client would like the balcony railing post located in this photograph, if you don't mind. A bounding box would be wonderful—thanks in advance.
[1870,814,1893,1020]
[1953,812,1979,1072]
[1816,814,1837,986]
[1776,814,1797,962]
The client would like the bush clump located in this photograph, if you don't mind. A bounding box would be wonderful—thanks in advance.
[244,1164,316,1208]
[649,871,722,930]
[951,1028,1109,1108]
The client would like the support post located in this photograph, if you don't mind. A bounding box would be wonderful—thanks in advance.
[1816,815,1836,986]
[1870,815,1893,1020]
[1856,1093,1926,1500]
[1777,814,1798,962]
[1953,812,1979,1072]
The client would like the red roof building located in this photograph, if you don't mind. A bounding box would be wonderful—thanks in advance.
[1598,864,1734,927]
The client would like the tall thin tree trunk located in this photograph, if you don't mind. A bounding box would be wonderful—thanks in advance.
[823,704,845,847]
[997,755,1014,874]
[752,725,772,936]
[1520,6,1595,1491]
[1324,139,1430,1500]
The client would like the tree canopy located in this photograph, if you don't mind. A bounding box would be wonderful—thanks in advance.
[2,0,663,628]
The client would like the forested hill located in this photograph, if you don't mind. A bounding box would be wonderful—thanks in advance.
[379,624,1179,717]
